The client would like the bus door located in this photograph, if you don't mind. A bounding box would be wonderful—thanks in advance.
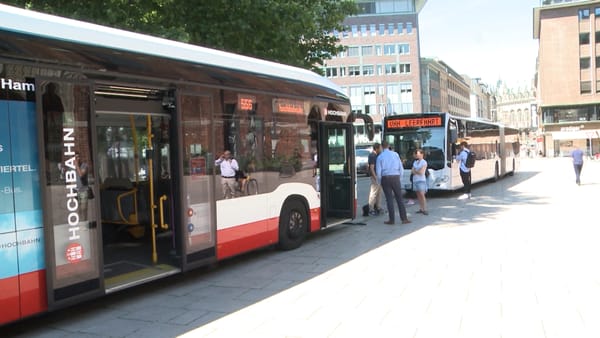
[318,122,355,221]
[94,92,180,293]
[38,80,103,309]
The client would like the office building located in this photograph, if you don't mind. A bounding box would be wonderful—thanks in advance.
[534,0,600,157]
[324,0,427,124]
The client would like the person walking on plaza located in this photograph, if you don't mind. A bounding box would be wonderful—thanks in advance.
[368,143,383,215]
[215,150,239,199]
[570,146,584,185]
[457,141,472,199]
[411,149,428,215]
[376,140,411,225]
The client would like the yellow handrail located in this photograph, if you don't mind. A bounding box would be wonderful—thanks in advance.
[159,194,168,229]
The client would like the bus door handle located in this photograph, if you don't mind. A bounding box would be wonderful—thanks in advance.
[159,195,169,229]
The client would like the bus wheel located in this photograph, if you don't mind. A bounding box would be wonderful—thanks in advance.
[493,163,500,182]
[278,199,307,250]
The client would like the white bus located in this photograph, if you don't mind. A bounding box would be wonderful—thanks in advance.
[0,4,362,325]
[382,113,520,191]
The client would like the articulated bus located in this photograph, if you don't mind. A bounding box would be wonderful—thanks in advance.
[383,113,520,191]
[0,5,367,325]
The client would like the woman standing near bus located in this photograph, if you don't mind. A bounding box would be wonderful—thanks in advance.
[411,149,428,215]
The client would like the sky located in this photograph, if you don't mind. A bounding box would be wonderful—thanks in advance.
[418,0,540,88]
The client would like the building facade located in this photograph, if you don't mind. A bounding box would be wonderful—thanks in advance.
[323,0,427,124]
[420,57,471,117]
[534,0,600,157]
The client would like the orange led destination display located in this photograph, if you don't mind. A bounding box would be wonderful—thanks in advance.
[386,116,443,129]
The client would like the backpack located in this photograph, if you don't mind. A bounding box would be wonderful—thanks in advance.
[465,150,476,168]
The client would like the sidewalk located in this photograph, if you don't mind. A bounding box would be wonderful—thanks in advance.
[5,157,600,338]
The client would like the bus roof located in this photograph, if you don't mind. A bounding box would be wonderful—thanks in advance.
[0,4,347,101]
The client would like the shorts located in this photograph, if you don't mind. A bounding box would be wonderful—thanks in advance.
[413,180,428,192]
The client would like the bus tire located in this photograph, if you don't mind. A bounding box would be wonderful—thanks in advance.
[277,199,308,250]
[493,162,500,182]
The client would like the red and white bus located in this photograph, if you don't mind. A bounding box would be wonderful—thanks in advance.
[382,113,520,191]
[0,4,364,325]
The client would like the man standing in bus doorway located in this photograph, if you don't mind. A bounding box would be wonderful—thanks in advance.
[376,140,411,225]
[457,141,472,200]
[367,143,383,215]
[570,146,584,185]
[215,150,239,199]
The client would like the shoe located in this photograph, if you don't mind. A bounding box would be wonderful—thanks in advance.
[401,219,411,224]
[422,211,428,215]
[406,199,415,205]
[369,210,378,216]
[458,194,468,200]
[384,220,394,225]
[416,210,423,214]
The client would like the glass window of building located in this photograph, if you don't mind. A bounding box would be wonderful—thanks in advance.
[384,44,396,55]
[375,45,382,56]
[339,66,347,77]
[363,65,375,76]
[385,64,397,74]
[326,67,338,77]
[580,32,590,45]
[347,46,359,57]
[361,24,368,36]
[579,8,590,21]
[377,65,383,75]
[370,24,376,36]
[388,23,395,35]
[398,43,410,55]
[357,1,376,14]
[349,66,361,76]
[406,22,413,34]
[379,23,385,35]
[580,57,591,69]
[352,25,358,37]
[580,81,591,94]
[362,45,373,56]
[364,85,376,95]
[595,7,600,16]
[399,63,411,74]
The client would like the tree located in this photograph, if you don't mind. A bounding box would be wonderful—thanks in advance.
[3,0,357,72]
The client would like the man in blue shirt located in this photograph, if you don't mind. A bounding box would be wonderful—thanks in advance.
[570,146,584,185]
[457,141,471,200]
[376,140,411,225]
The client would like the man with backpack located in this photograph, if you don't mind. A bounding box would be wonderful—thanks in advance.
[457,141,473,199]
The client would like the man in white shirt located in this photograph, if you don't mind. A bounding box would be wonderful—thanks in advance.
[215,150,239,199]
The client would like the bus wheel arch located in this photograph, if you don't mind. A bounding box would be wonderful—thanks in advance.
[277,196,309,250]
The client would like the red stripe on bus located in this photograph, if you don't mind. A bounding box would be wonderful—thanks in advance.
[19,269,47,318]
[217,207,321,259]
[0,275,20,325]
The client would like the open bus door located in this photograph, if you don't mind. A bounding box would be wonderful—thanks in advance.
[37,79,103,309]
[318,122,355,222]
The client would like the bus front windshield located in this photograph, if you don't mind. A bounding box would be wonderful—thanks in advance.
[386,127,446,170]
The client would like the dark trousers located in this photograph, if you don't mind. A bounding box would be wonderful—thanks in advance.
[460,169,471,194]
[574,163,583,184]
[381,175,408,222]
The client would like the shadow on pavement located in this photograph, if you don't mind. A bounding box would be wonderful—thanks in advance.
[3,169,548,337]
